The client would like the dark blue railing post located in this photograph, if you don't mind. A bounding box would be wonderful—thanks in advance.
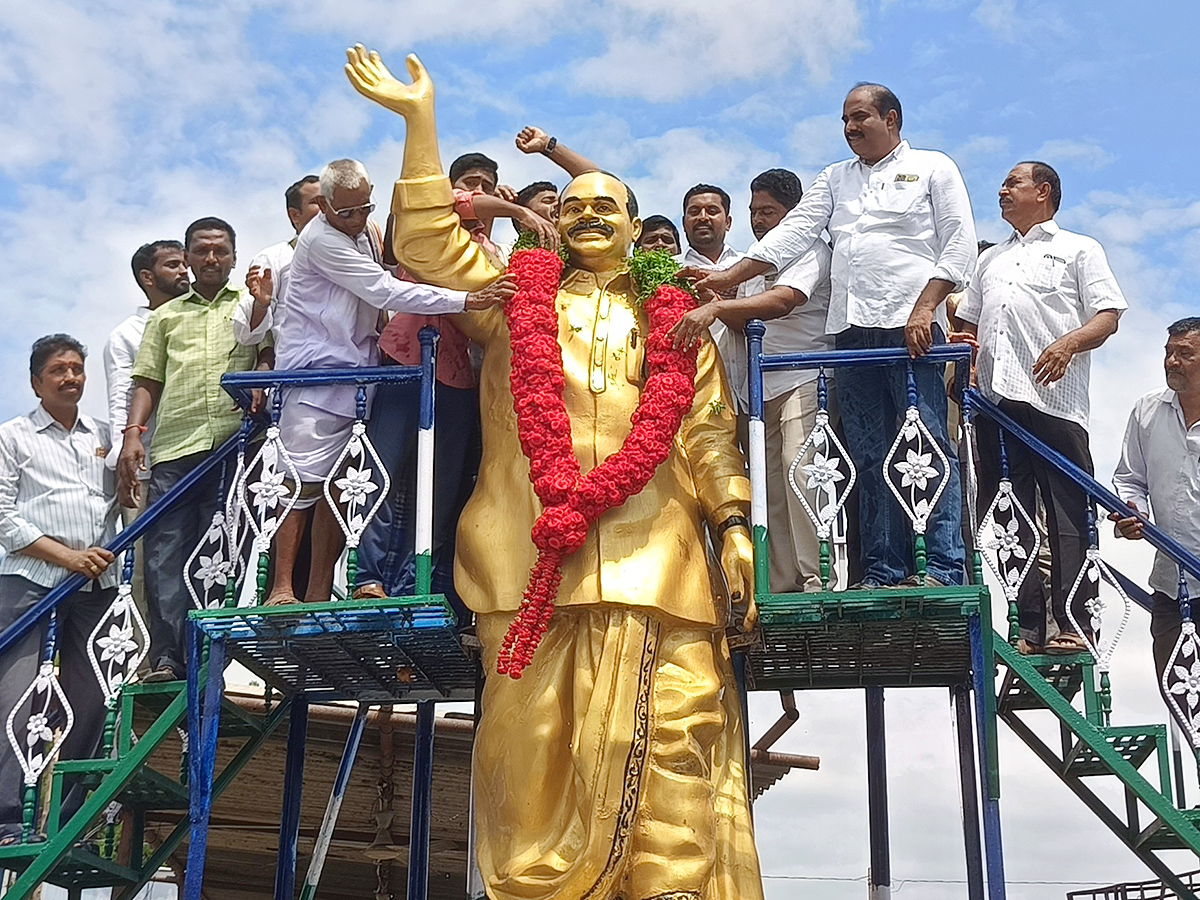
[745,320,769,600]
[415,327,440,596]
[274,696,309,900]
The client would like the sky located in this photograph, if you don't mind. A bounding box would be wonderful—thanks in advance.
[2,0,1200,896]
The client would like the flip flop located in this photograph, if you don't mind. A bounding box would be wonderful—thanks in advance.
[1045,633,1090,655]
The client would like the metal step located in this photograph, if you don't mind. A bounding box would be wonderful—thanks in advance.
[0,844,140,889]
[1136,808,1200,851]
[125,680,265,738]
[53,759,189,811]
[997,651,1089,715]
[1063,725,1167,779]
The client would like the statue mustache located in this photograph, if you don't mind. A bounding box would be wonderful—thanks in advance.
[568,218,615,238]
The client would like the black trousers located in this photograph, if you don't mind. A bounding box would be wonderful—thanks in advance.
[144,451,224,674]
[975,399,1096,646]
[1151,590,1198,739]
[0,575,112,828]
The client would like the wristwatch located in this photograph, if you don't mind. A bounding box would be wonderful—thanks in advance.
[542,136,558,157]
[716,515,750,540]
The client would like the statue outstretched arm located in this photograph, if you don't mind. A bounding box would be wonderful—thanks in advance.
[345,45,501,293]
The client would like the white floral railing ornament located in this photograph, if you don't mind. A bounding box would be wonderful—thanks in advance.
[87,552,149,706]
[239,393,302,605]
[1062,510,1130,726]
[975,431,1042,644]
[5,613,72,842]
[185,426,250,611]
[787,369,855,589]
[1162,571,1200,750]
[323,386,390,593]
[883,362,951,583]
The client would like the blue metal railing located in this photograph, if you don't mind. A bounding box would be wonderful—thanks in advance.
[0,428,248,659]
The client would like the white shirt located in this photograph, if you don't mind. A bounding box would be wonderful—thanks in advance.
[232,239,296,345]
[676,244,743,371]
[745,140,977,335]
[103,307,156,475]
[0,406,118,589]
[957,219,1127,429]
[736,242,835,410]
[276,213,468,417]
[1112,388,1200,598]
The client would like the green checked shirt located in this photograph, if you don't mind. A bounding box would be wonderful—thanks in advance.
[131,283,263,466]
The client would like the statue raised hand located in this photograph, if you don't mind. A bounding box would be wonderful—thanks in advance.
[344,44,441,179]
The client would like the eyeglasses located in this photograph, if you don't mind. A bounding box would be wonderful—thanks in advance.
[329,201,376,220]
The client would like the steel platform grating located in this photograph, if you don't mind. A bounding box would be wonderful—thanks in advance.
[190,596,477,702]
[747,586,986,690]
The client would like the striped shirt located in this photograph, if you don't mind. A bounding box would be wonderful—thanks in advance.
[131,283,263,466]
[0,405,118,588]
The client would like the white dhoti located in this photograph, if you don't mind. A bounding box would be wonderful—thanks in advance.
[278,392,355,507]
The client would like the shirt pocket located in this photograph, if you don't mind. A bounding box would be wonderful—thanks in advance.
[1031,254,1068,292]
[875,181,923,215]
[625,329,646,387]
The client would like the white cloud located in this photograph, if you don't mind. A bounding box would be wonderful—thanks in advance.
[1034,138,1115,172]
[567,0,865,101]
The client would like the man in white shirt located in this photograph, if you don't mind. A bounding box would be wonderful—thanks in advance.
[688,83,977,589]
[264,158,514,606]
[232,175,321,345]
[958,161,1126,653]
[676,184,742,272]
[0,335,118,842]
[103,241,189,626]
[672,169,838,592]
[1110,319,1200,726]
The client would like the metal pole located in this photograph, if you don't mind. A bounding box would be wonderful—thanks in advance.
[274,696,310,900]
[969,613,1007,898]
[299,703,369,900]
[184,634,225,900]
[415,327,439,596]
[865,686,890,900]
[407,701,436,900]
[745,320,769,598]
[952,685,985,900]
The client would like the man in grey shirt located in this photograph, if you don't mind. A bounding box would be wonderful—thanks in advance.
[0,334,118,843]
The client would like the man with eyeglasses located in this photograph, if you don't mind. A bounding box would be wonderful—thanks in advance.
[263,158,515,606]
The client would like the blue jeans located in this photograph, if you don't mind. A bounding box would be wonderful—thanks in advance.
[356,382,480,621]
[834,326,964,586]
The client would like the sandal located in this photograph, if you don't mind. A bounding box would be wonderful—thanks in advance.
[1016,639,1042,656]
[1045,633,1090,655]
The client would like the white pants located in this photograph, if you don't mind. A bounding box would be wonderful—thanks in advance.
[278,393,354,506]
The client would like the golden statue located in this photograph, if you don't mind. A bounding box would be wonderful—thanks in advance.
[345,46,764,900]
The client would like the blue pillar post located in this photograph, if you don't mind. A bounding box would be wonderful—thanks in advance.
[184,632,225,900]
[865,686,890,900]
[970,613,1007,898]
[407,701,436,900]
[274,696,310,900]
[952,684,985,900]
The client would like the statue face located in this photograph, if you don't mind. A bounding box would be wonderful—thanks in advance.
[558,173,641,267]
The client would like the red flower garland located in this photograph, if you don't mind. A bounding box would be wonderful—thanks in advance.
[497,247,698,678]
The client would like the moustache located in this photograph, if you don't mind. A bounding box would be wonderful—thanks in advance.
[568,218,615,238]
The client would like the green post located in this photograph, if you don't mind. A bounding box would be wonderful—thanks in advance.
[1007,600,1020,646]
[223,571,238,608]
[819,538,830,591]
[345,547,358,596]
[255,548,270,605]
[1099,671,1113,728]
[914,533,927,582]
[415,551,432,596]
[752,524,769,600]
[970,549,984,587]
[21,783,36,842]
[102,702,117,758]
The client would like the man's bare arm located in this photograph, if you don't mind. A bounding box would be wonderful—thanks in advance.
[117,378,162,507]
[515,127,601,178]
[20,537,115,579]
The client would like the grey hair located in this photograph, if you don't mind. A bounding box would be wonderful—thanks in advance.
[319,159,370,200]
